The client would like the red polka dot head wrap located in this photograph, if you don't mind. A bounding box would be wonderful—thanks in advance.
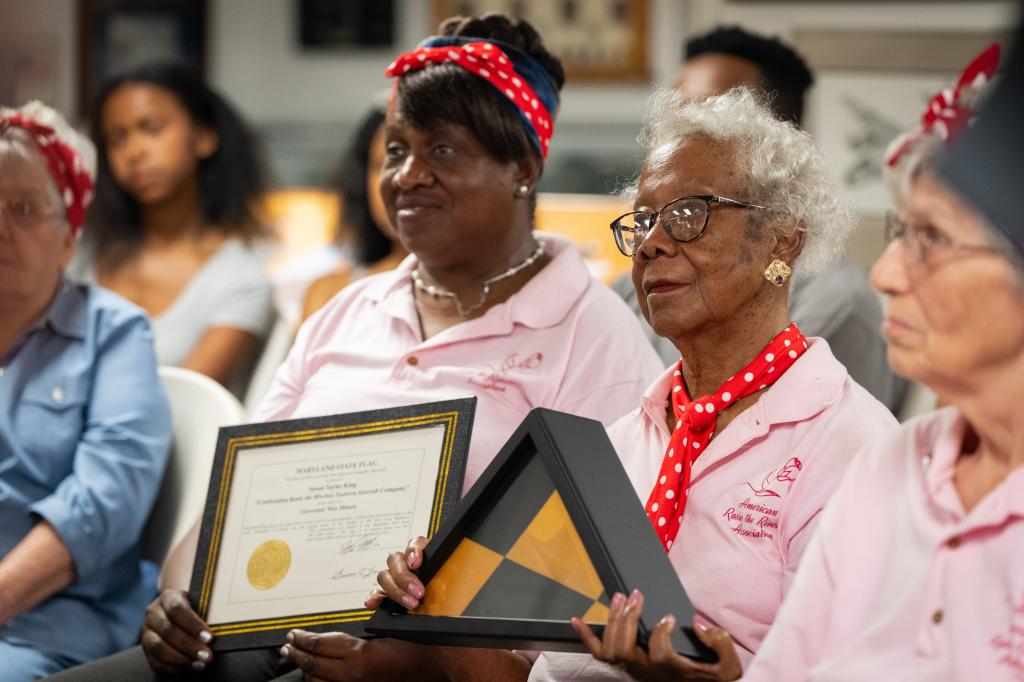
[385,36,559,160]
[0,101,97,237]
[886,44,1001,168]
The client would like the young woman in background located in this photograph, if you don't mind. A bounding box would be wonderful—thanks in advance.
[73,63,274,396]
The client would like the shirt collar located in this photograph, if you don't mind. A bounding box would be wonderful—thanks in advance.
[638,338,848,437]
[362,233,590,332]
[924,408,1024,520]
[43,280,88,340]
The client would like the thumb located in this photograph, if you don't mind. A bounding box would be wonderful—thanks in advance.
[407,537,428,569]
[692,615,742,676]
[646,614,678,664]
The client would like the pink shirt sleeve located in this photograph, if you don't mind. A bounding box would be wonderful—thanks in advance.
[777,389,895,596]
[251,297,336,422]
[546,288,665,427]
[745,517,837,682]
[746,440,870,681]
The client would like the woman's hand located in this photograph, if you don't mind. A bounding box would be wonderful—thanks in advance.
[140,589,213,674]
[281,630,445,682]
[365,536,428,611]
[571,590,742,682]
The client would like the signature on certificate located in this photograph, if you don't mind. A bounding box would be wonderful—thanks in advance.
[337,535,381,555]
[330,565,380,581]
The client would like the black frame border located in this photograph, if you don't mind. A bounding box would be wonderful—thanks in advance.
[187,398,476,651]
[366,408,715,661]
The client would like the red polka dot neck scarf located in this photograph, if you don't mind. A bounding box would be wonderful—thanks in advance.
[646,324,808,551]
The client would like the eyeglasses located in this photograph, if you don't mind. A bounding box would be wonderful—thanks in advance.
[884,211,1001,266]
[0,197,61,230]
[610,195,769,257]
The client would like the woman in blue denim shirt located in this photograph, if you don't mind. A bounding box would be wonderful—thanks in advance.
[0,101,171,680]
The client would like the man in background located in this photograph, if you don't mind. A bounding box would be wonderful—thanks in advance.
[613,25,906,414]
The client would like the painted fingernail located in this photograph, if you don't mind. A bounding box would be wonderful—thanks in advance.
[196,650,210,662]
[199,630,213,643]
[191,661,206,671]
[286,631,295,643]
[627,589,641,607]
[401,595,419,609]
[280,644,290,657]
[660,614,676,628]
[407,549,417,564]
[694,615,711,632]
[611,592,625,608]
[408,582,424,598]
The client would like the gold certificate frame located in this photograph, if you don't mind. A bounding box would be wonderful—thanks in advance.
[187,398,475,651]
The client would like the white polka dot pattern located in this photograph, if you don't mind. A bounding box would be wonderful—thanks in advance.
[384,41,555,158]
[2,113,95,236]
[643,324,809,550]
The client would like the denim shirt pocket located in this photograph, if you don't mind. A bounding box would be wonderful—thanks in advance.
[15,375,90,482]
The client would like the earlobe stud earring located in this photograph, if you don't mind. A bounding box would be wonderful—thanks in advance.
[517,184,530,197]
[764,259,792,287]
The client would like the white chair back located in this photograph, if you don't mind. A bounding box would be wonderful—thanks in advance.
[143,367,247,565]
[244,315,293,413]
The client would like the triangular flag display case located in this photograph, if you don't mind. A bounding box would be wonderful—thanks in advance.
[367,408,716,662]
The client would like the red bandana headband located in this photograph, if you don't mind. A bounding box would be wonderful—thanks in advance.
[646,324,808,551]
[385,41,555,159]
[887,43,1001,167]
[1,113,94,236]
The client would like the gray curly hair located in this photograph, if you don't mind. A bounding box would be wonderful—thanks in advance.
[626,87,854,280]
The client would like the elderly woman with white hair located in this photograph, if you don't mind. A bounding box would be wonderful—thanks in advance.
[0,102,170,679]
[374,88,897,682]
[736,44,1024,682]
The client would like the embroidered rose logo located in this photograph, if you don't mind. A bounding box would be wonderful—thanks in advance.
[776,457,802,482]
[743,457,803,497]
[468,352,544,392]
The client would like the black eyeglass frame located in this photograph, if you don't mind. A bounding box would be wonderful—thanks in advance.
[610,195,769,257]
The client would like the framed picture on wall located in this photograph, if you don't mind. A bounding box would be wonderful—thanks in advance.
[297,0,395,49]
[432,0,648,81]
[77,0,207,117]
[794,28,1006,268]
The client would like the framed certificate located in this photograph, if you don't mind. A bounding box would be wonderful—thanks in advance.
[187,398,475,651]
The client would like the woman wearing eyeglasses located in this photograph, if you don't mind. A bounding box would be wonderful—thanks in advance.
[374,88,897,682]
[736,45,1024,682]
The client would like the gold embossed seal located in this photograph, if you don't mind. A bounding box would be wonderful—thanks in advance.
[247,540,292,590]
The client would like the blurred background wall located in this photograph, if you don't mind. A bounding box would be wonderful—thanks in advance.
[1,0,1018,272]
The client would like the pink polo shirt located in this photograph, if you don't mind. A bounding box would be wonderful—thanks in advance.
[254,235,663,494]
[530,339,897,681]
[745,406,1024,682]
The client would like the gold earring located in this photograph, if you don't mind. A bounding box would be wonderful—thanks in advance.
[764,259,792,287]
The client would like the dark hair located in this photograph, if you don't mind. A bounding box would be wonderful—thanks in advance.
[685,26,814,126]
[395,13,565,168]
[334,106,391,265]
[86,62,267,263]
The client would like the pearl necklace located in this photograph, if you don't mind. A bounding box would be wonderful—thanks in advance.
[411,240,546,318]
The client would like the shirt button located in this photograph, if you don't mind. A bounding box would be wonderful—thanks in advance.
[947,536,961,549]
[932,609,944,624]
[51,387,65,404]
[406,356,419,366]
